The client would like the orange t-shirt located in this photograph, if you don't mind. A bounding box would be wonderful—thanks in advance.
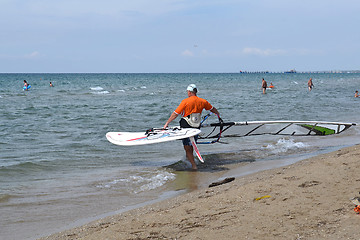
[174,96,213,117]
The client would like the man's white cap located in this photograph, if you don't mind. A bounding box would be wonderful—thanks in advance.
[186,84,197,92]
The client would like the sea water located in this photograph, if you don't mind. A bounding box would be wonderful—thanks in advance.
[1,73,360,240]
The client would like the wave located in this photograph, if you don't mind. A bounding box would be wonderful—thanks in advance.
[0,161,53,175]
[91,91,109,95]
[90,86,104,91]
[0,194,13,203]
[89,86,109,94]
[96,169,175,194]
[264,138,308,154]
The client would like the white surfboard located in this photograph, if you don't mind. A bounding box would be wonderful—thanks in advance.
[106,127,201,146]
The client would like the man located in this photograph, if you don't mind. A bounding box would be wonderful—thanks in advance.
[308,78,314,91]
[164,84,220,170]
[262,78,267,94]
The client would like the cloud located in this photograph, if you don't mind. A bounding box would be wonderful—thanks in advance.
[0,51,41,60]
[242,47,287,56]
[25,51,40,59]
[181,49,194,57]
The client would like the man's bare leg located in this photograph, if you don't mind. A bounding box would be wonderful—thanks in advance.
[184,145,197,170]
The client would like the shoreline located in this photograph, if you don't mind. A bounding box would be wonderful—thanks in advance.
[40,144,360,240]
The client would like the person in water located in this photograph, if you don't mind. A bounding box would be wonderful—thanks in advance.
[355,91,359,98]
[23,80,29,90]
[269,82,274,88]
[50,82,53,87]
[164,84,221,170]
[308,78,314,91]
[262,78,267,94]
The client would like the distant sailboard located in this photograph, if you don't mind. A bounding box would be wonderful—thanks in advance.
[199,120,356,141]
[106,127,201,146]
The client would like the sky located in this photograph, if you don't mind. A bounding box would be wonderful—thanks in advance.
[0,0,359,73]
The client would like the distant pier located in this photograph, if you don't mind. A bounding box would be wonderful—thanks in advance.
[239,70,360,74]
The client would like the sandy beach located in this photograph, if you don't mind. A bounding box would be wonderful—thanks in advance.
[40,144,360,240]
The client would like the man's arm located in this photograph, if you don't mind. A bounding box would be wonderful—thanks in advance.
[163,112,179,129]
[210,107,220,118]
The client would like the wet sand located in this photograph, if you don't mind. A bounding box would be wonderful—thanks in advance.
[40,144,360,240]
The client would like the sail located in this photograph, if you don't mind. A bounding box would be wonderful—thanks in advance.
[199,120,356,140]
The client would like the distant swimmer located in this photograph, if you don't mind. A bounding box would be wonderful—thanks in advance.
[308,78,314,91]
[50,82,54,87]
[262,78,267,94]
[355,91,359,98]
[23,80,30,91]
[268,82,274,88]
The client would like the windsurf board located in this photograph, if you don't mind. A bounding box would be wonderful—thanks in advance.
[106,127,201,146]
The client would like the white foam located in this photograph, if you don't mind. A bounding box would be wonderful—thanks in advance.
[265,138,308,154]
[140,86,147,89]
[97,170,175,193]
[90,86,104,91]
[91,91,109,95]
[135,171,175,193]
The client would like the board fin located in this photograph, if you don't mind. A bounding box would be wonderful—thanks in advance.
[190,136,204,163]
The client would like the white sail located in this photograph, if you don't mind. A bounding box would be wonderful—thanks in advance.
[199,120,356,140]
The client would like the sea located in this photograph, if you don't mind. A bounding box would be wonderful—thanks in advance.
[1,73,360,240]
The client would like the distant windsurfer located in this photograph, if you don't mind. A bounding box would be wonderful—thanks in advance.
[308,78,314,91]
[164,84,220,170]
[262,78,267,94]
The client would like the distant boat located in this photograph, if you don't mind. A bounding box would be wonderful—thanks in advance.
[285,69,296,73]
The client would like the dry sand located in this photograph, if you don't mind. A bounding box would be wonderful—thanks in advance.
[40,145,360,240]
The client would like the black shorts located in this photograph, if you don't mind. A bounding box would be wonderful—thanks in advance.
[180,118,199,146]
